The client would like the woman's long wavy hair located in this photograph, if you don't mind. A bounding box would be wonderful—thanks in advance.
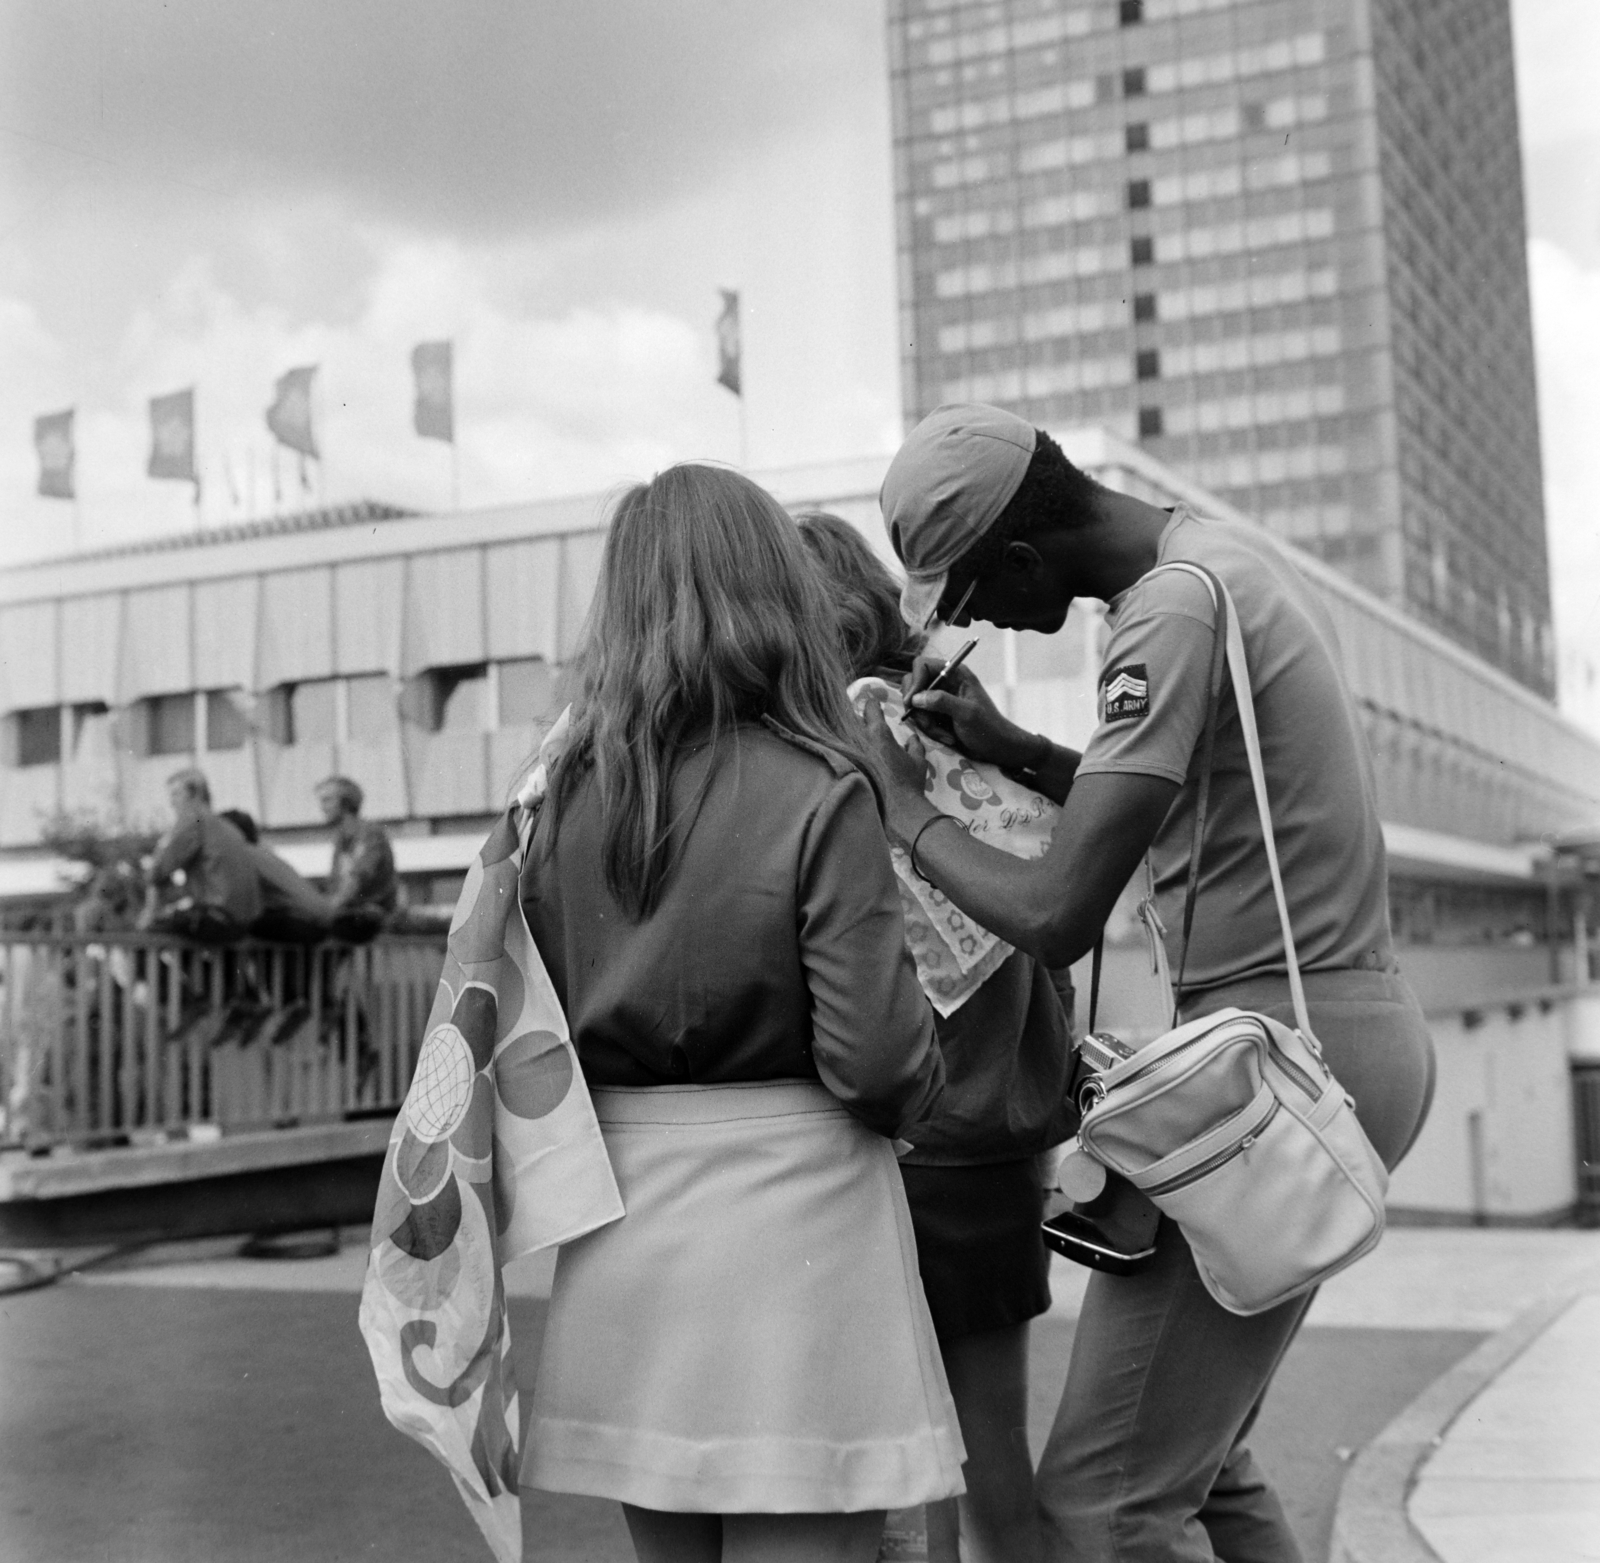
[542,465,879,920]
[796,512,926,679]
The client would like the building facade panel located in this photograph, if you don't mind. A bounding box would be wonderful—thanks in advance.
[257,568,334,690]
[404,727,489,821]
[259,738,336,830]
[60,708,121,820]
[334,733,409,823]
[332,559,404,678]
[119,585,192,703]
[402,549,485,678]
[0,765,60,848]
[557,534,606,661]
[59,595,122,706]
[192,577,260,694]
[0,600,59,712]
[486,538,562,664]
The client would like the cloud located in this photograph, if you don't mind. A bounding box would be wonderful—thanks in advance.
[0,237,741,563]
[1511,0,1600,149]
[1528,237,1600,735]
[0,0,880,243]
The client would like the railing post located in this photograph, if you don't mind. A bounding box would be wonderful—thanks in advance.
[143,944,162,1130]
[73,945,91,1137]
[97,951,115,1134]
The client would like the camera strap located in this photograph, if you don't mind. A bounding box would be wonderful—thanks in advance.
[1162,562,1231,1025]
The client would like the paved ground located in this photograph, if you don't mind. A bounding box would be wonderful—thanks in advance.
[1409,1292,1600,1563]
[6,1229,1565,1563]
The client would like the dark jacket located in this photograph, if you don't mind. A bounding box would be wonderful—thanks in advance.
[330,819,397,913]
[149,814,263,928]
[865,658,1076,1166]
[902,956,1076,1166]
[521,721,943,1141]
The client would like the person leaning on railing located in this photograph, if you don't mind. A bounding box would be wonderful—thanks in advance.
[314,776,397,944]
[217,809,334,945]
[140,768,262,944]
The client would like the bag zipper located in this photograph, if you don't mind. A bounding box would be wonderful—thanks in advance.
[1103,1019,1325,1104]
[1109,1025,1235,1090]
[1141,1101,1280,1198]
[1271,1042,1323,1101]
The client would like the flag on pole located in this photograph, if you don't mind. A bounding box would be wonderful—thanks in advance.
[412,341,454,443]
[34,409,74,500]
[149,388,200,495]
[715,289,741,396]
[266,365,319,459]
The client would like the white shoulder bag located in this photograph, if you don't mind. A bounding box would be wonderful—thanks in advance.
[1075,562,1389,1315]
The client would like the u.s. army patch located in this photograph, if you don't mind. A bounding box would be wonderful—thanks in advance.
[1100,663,1150,723]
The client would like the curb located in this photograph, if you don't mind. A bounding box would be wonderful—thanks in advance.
[1329,1289,1580,1563]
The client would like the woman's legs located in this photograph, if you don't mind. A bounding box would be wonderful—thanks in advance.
[621,1508,886,1563]
[722,1511,886,1563]
[926,1322,1039,1563]
[622,1506,721,1563]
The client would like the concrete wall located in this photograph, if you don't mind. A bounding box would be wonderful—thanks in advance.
[1383,992,1577,1224]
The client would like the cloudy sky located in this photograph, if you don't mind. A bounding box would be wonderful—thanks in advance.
[2,1,1598,722]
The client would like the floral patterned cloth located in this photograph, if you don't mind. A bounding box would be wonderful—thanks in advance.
[848,678,1060,1017]
[358,725,621,1563]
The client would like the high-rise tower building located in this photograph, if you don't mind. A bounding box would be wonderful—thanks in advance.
[888,0,1552,694]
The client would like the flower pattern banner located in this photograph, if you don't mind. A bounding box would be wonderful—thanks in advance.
[358,796,623,1563]
[848,678,1060,1017]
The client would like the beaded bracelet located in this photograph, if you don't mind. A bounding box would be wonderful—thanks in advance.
[909,813,958,879]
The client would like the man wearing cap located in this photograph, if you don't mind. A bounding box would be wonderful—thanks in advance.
[141,768,262,943]
[862,404,1434,1563]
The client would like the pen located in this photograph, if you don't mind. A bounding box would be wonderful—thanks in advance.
[925,637,979,694]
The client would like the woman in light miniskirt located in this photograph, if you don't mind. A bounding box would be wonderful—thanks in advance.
[519,465,965,1563]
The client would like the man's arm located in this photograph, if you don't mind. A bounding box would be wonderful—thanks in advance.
[866,700,1178,967]
[900,656,1081,805]
[875,574,1215,965]
[148,821,200,885]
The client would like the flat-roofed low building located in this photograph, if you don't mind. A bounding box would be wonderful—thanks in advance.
[0,443,1593,898]
[0,437,1595,1221]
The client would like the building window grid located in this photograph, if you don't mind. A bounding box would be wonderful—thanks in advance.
[1163,384,1348,436]
[908,31,1327,138]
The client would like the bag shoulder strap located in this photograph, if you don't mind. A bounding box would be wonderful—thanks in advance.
[1149,561,1312,1037]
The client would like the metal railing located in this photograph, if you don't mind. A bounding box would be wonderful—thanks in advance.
[0,934,445,1150]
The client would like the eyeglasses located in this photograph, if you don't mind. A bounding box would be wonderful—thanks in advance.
[936,577,977,628]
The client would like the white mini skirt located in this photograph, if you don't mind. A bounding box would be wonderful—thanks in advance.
[521,1079,966,1513]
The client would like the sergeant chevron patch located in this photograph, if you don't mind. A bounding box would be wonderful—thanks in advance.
[1100,662,1150,723]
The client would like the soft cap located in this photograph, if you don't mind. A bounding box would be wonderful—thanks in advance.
[880,404,1036,627]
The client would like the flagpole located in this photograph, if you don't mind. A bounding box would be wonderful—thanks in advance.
[738,394,749,470]
[451,440,460,511]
